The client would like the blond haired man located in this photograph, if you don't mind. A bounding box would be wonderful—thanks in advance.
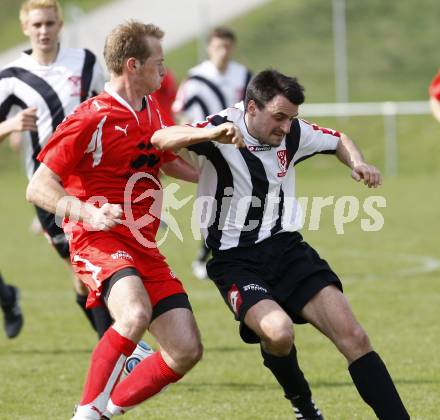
[0,0,112,337]
[27,20,243,419]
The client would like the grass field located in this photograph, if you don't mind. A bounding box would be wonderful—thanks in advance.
[1,124,439,419]
[1,0,440,418]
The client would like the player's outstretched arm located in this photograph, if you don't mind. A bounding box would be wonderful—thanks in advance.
[152,122,245,152]
[0,108,38,143]
[26,164,122,231]
[336,133,382,188]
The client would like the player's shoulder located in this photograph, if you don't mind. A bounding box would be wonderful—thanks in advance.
[229,61,248,72]
[0,53,30,74]
[187,60,212,77]
[429,70,440,88]
[58,48,99,67]
[297,118,340,138]
[63,92,112,126]
[207,104,243,126]
[62,47,97,59]
[226,103,244,122]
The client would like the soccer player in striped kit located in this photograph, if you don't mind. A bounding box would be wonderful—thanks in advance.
[173,26,252,280]
[152,69,410,419]
[0,0,112,337]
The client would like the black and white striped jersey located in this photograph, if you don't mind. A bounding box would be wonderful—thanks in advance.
[180,103,341,251]
[173,60,252,123]
[0,47,104,179]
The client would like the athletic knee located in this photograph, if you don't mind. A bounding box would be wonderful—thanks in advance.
[172,337,203,371]
[115,305,150,338]
[260,317,293,355]
[339,325,371,359]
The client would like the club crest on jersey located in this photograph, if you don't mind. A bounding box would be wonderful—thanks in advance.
[277,149,288,177]
[68,76,81,97]
[227,284,243,315]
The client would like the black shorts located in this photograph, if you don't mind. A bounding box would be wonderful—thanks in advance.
[35,206,69,259]
[207,232,342,343]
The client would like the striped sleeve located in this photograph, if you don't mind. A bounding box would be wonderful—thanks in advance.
[293,119,341,165]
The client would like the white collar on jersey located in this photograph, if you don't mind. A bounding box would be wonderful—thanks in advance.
[104,83,151,125]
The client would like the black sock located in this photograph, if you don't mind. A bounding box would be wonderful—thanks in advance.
[261,344,312,403]
[349,351,409,419]
[75,293,96,331]
[0,274,14,306]
[91,306,113,338]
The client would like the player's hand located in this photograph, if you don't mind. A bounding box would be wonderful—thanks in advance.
[211,122,245,148]
[10,107,38,132]
[351,163,382,188]
[88,203,123,231]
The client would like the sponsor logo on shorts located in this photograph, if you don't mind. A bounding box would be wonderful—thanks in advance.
[111,250,134,261]
[243,283,268,293]
[227,284,243,315]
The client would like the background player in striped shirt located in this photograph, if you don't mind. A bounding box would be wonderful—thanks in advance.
[0,0,112,338]
[152,69,409,419]
[173,26,252,280]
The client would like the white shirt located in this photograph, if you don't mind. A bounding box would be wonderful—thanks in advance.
[0,47,104,179]
[173,60,251,123]
[181,103,341,250]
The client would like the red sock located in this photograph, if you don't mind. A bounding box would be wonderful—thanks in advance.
[110,351,182,409]
[80,327,136,406]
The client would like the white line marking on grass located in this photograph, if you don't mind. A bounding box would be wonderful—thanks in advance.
[322,250,440,282]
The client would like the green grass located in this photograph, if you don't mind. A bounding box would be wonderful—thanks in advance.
[1,0,440,418]
[0,0,114,52]
[1,127,439,418]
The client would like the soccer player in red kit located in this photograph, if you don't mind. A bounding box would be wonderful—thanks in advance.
[26,20,243,419]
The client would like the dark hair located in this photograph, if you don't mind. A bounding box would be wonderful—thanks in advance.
[208,26,236,43]
[245,69,305,109]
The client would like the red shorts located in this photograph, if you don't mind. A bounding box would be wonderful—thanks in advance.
[68,227,186,308]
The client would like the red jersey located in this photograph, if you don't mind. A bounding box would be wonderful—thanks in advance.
[38,84,176,245]
[429,71,440,100]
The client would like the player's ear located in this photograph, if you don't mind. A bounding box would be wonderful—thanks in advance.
[21,22,30,36]
[247,100,257,116]
[126,57,137,72]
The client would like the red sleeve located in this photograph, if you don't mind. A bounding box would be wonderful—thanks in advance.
[429,71,440,100]
[37,110,98,179]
